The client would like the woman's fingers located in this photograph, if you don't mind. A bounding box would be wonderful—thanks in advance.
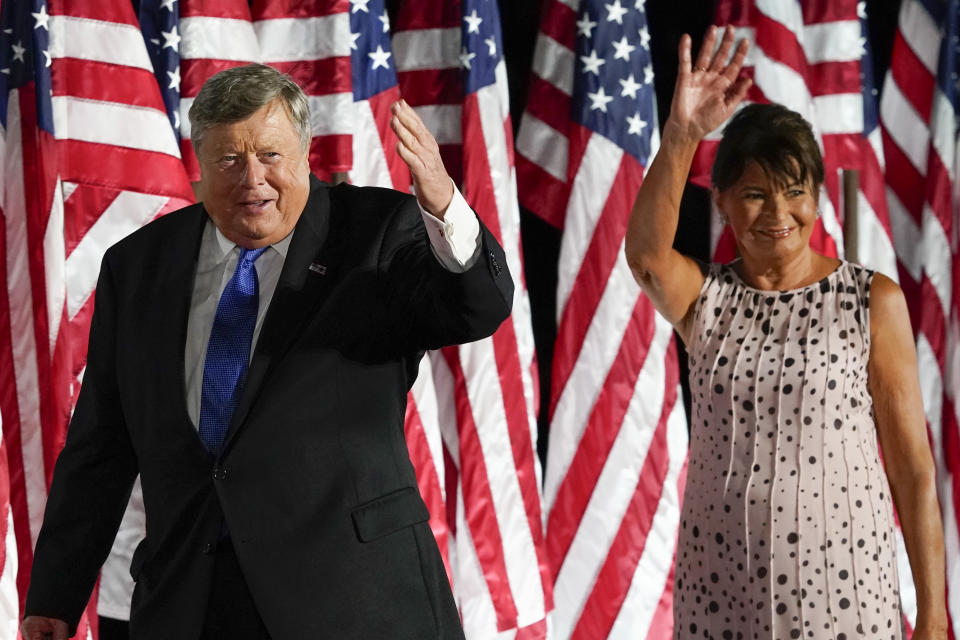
[677,33,693,77]
[708,26,736,73]
[692,25,717,71]
[726,75,753,107]
[722,37,751,83]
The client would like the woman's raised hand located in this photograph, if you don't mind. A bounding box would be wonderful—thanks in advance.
[668,25,751,142]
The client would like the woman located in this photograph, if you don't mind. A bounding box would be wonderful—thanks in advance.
[625,26,947,639]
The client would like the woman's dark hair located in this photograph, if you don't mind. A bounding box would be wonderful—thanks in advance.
[711,103,824,192]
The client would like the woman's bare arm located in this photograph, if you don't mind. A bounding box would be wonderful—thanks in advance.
[624,25,750,343]
[869,273,947,639]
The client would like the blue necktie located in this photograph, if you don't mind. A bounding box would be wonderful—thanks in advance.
[199,246,268,453]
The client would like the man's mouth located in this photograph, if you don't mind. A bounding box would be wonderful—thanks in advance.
[239,199,272,210]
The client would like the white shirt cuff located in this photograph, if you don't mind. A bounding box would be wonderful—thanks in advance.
[418,181,482,273]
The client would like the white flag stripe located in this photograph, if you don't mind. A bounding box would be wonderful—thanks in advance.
[47,16,153,71]
[552,315,672,639]
[392,28,460,72]
[898,0,942,74]
[348,100,394,188]
[854,191,898,281]
[64,191,171,318]
[802,21,863,63]
[545,247,641,511]
[607,400,686,640]
[945,494,960,624]
[920,203,953,314]
[879,80,931,174]
[459,337,545,624]
[755,0,803,36]
[514,114,568,182]
[531,34,574,96]
[412,104,462,145]
[43,184,66,355]
[886,188,923,281]
[410,358,446,501]
[476,78,539,435]
[254,14,351,61]
[555,134,623,320]
[2,99,50,551]
[478,81,522,312]
[931,91,958,170]
[916,335,944,461]
[452,487,499,637]
[178,97,195,140]
[813,94,864,134]
[896,526,918,627]
[180,16,262,62]
[429,355,460,469]
[306,93,356,136]
[752,52,817,126]
[51,97,181,157]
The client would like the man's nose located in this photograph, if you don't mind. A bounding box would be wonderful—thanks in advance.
[241,157,266,186]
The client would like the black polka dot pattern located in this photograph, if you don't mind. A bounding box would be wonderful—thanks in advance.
[674,261,903,640]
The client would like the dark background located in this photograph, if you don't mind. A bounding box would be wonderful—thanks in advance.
[443,0,901,464]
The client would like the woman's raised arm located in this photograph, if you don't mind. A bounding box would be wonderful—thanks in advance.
[624,25,750,343]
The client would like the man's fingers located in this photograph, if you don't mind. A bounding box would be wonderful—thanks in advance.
[708,25,735,72]
[391,99,431,146]
[395,140,424,173]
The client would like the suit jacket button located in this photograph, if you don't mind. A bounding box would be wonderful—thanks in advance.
[202,543,214,555]
[212,468,227,481]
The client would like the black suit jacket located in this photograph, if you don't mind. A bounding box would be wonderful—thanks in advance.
[24,177,513,639]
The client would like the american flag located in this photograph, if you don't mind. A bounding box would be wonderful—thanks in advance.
[392,0,551,637]
[690,0,898,282]
[516,1,689,638]
[345,0,408,188]
[161,0,261,181]
[881,0,959,634]
[252,0,354,181]
[0,0,194,634]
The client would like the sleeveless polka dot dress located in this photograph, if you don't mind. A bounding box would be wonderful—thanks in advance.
[675,261,903,640]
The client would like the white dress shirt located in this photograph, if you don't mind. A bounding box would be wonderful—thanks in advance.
[183,184,481,428]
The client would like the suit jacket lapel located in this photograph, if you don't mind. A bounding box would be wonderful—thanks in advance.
[224,178,334,450]
[151,205,208,432]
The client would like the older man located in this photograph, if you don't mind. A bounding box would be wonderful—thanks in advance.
[22,64,512,639]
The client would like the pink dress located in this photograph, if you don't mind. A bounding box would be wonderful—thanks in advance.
[675,261,903,640]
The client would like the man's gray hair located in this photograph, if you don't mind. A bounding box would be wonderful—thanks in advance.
[188,64,311,153]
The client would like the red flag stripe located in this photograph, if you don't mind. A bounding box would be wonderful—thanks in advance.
[546,295,657,574]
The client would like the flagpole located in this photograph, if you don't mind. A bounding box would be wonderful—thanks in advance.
[842,169,859,264]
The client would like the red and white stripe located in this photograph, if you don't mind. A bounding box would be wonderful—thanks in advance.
[178,0,261,180]
[882,0,958,632]
[251,0,356,182]
[1,0,191,633]
[392,2,550,637]
[52,0,193,632]
[516,1,689,637]
[689,0,898,284]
